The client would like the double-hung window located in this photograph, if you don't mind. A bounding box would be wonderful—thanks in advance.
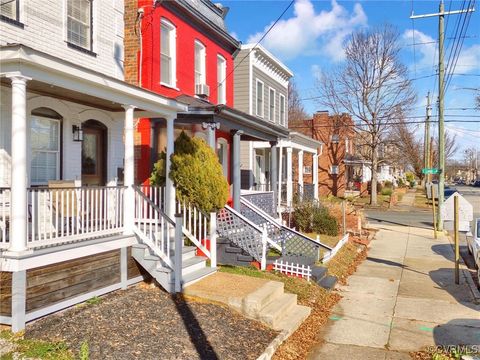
[279,94,286,126]
[194,40,206,87]
[0,0,20,24]
[67,0,93,51]
[256,80,264,118]
[268,88,276,122]
[160,19,176,87]
[217,55,226,104]
[30,116,61,184]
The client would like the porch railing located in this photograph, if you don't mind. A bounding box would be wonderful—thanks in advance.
[0,188,10,248]
[27,186,125,249]
[240,191,276,217]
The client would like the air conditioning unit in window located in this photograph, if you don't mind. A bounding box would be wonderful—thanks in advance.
[195,83,210,97]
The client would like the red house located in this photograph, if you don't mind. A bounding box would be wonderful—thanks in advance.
[125,0,239,183]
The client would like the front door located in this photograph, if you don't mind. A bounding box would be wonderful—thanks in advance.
[254,153,266,190]
[82,124,106,185]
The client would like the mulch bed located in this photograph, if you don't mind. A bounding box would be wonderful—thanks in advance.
[26,285,278,360]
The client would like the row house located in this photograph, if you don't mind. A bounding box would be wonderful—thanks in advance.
[234,44,322,207]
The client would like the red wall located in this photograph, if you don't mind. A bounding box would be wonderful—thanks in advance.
[137,0,235,106]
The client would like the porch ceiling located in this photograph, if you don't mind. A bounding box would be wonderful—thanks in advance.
[0,44,186,117]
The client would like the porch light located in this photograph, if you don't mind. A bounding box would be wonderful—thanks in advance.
[72,125,84,142]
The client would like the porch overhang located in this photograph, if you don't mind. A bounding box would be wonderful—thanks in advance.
[0,44,186,117]
[278,131,323,154]
[176,104,289,142]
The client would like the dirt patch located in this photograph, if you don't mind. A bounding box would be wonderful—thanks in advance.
[25,285,278,360]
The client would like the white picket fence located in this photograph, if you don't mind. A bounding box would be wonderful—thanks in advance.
[273,259,312,281]
[322,233,350,264]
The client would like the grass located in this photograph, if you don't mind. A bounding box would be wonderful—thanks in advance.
[304,232,341,248]
[0,330,74,360]
[349,194,391,209]
[411,346,478,360]
[414,189,431,209]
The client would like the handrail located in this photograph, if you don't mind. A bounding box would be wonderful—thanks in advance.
[28,185,127,191]
[133,185,175,226]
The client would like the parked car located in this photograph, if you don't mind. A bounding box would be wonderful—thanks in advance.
[467,218,480,285]
[473,180,480,187]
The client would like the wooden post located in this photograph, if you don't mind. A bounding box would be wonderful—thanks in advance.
[209,212,217,268]
[432,187,437,239]
[261,225,267,271]
[174,215,183,293]
[454,196,459,284]
[342,200,346,235]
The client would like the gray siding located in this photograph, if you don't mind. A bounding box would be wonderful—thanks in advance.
[252,67,287,127]
[233,50,251,113]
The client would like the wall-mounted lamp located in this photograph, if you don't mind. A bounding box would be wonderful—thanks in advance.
[72,125,84,142]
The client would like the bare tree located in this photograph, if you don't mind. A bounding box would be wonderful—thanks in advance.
[431,131,459,166]
[389,120,423,177]
[317,25,416,205]
[288,81,309,123]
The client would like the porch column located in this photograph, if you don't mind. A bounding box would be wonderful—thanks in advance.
[232,130,243,211]
[7,74,30,253]
[203,122,218,150]
[123,104,136,235]
[313,153,319,200]
[277,146,283,212]
[298,150,304,200]
[286,147,293,206]
[270,141,278,209]
[165,117,175,219]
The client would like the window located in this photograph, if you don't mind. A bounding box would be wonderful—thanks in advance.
[256,80,264,117]
[194,40,206,87]
[304,166,312,175]
[268,88,275,122]
[30,116,61,184]
[160,19,176,87]
[330,165,339,175]
[345,138,349,153]
[279,94,286,126]
[67,0,93,51]
[217,138,228,178]
[0,0,21,25]
[217,55,226,104]
[331,134,340,143]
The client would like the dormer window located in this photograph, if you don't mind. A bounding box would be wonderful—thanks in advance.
[160,18,176,87]
[194,40,206,87]
[67,0,93,52]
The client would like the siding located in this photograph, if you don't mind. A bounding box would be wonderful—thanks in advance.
[252,67,287,127]
[233,49,251,113]
[0,272,12,317]
[0,0,124,79]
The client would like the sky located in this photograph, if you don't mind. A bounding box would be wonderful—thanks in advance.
[221,0,480,159]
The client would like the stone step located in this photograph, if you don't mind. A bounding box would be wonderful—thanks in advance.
[182,256,207,276]
[243,281,285,317]
[259,293,297,329]
[182,267,217,288]
[274,304,311,332]
[311,265,328,281]
[318,275,338,290]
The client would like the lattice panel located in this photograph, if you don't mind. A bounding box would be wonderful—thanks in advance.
[241,192,275,216]
[217,207,263,261]
[282,234,319,263]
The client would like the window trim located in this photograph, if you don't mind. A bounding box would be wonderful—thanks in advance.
[217,54,227,104]
[268,87,276,122]
[0,0,23,28]
[256,79,264,118]
[66,0,94,53]
[194,40,206,87]
[279,94,286,126]
[160,18,177,88]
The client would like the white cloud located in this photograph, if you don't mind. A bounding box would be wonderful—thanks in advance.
[246,0,367,61]
[403,29,480,72]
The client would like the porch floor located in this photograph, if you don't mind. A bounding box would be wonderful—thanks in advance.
[22,284,277,360]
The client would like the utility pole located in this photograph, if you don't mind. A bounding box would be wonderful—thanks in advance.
[424,92,431,187]
[411,1,475,231]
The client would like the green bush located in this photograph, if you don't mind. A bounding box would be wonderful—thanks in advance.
[292,202,315,232]
[405,172,415,183]
[397,177,405,187]
[150,152,167,186]
[312,207,338,236]
[376,182,383,194]
[151,131,229,213]
[381,188,393,196]
[384,180,393,188]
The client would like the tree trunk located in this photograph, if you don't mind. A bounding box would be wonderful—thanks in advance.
[370,152,378,206]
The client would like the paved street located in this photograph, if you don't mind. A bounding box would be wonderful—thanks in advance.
[309,191,480,360]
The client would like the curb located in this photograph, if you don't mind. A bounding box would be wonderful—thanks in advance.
[256,329,291,360]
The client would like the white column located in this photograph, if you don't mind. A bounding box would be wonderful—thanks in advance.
[270,141,278,207]
[165,118,176,219]
[203,122,216,150]
[122,105,136,235]
[8,74,30,253]
[286,147,293,206]
[298,150,304,200]
[277,146,283,212]
[232,130,243,211]
[313,153,319,200]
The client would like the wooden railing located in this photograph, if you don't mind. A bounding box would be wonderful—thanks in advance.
[0,188,10,248]
[27,186,125,248]
[137,185,165,210]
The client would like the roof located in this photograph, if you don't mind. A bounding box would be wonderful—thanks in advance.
[241,43,294,78]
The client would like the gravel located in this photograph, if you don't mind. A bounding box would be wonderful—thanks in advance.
[26,284,278,360]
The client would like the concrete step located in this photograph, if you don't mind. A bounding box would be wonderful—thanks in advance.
[319,275,338,290]
[243,281,285,317]
[182,267,217,288]
[182,256,207,276]
[311,265,328,281]
[259,293,297,329]
[274,304,311,332]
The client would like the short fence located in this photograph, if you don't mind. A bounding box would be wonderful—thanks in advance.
[273,259,311,281]
[322,233,350,264]
[0,188,10,248]
[27,186,125,248]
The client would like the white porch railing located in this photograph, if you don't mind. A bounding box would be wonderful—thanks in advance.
[0,188,10,249]
[27,186,125,249]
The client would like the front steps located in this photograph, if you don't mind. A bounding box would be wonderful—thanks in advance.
[131,243,216,292]
[241,281,310,332]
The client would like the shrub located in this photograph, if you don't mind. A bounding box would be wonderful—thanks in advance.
[292,202,315,232]
[381,188,393,196]
[397,177,405,187]
[150,151,167,186]
[384,180,393,188]
[312,207,338,236]
[376,182,383,194]
[405,172,415,183]
[151,131,229,213]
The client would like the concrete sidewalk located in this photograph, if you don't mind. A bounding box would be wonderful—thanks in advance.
[308,223,480,360]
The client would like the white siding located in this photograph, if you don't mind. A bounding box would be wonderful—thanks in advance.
[0,0,124,79]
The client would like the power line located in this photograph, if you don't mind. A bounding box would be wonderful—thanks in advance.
[288,119,480,129]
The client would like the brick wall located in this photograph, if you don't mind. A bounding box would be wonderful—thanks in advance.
[124,0,139,85]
